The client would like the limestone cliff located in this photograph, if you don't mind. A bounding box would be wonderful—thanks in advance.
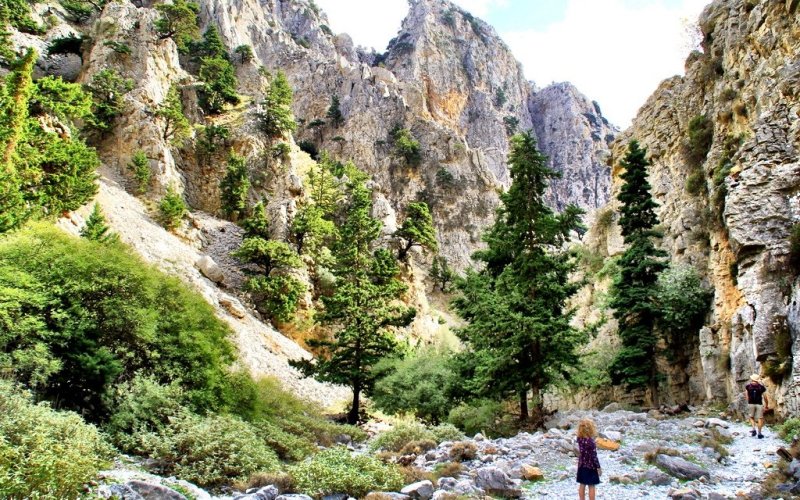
[587,0,800,413]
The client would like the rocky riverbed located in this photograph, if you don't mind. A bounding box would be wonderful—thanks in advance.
[94,407,791,500]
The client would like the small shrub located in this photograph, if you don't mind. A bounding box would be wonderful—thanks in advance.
[150,413,281,487]
[685,171,705,195]
[393,127,421,166]
[448,441,477,462]
[400,466,433,484]
[47,35,84,56]
[655,264,712,348]
[272,142,291,159]
[289,446,404,497]
[234,44,254,64]
[494,87,507,108]
[699,428,731,460]
[128,150,151,194]
[447,400,511,437]
[432,461,463,480]
[197,124,230,154]
[159,185,187,229]
[436,167,455,188]
[685,114,713,167]
[103,40,131,55]
[0,381,112,499]
[85,68,134,132]
[503,115,519,135]
[764,325,793,383]
[399,439,437,455]
[370,422,435,452]
[430,422,464,442]
[779,418,800,442]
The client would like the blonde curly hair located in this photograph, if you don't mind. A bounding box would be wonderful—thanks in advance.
[577,418,597,439]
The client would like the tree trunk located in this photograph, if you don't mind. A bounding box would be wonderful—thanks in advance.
[348,383,361,425]
[519,390,528,422]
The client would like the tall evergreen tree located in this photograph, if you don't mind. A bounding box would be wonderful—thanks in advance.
[156,84,190,143]
[256,71,296,138]
[219,153,250,221]
[452,131,585,422]
[326,95,343,127]
[293,170,415,424]
[395,201,437,260]
[608,140,667,400]
[154,0,200,52]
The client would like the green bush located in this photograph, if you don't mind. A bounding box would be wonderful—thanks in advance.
[149,413,281,488]
[220,153,251,220]
[0,381,112,499]
[85,69,134,132]
[104,375,186,454]
[257,71,296,137]
[429,422,465,442]
[655,264,711,347]
[244,274,306,323]
[198,56,240,114]
[779,418,800,442]
[393,127,421,166]
[369,422,436,452]
[686,114,713,167]
[447,400,512,438]
[159,185,187,229]
[372,347,457,423]
[0,223,239,418]
[289,446,404,497]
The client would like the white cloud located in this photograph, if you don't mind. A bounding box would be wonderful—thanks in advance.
[501,0,708,126]
[314,0,408,51]
[451,0,508,17]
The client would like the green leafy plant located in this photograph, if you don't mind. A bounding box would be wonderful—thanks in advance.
[0,381,112,499]
[326,95,343,127]
[103,40,131,55]
[429,255,456,292]
[685,114,713,167]
[289,446,404,497]
[779,418,800,442]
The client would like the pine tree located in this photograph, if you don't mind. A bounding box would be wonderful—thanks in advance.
[395,201,437,260]
[158,185,187,230]
[429,255,455,292]
[293,171,415,424]
[452,131,585,422]
[291,154,341,258]
[234,44,254,64]
[608,140,667,400]
[219,153,250,221]
[156,84,190,143]
[326,95,343,127]
[154,0,200,52]
[256,71,296,137]
[242,200,269,239]
[85,69,134,132]
[81,203,118,243]
[128,151,151,194]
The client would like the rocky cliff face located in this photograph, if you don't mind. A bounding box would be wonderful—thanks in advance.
[588,0,800,412]
[195,0,614,268]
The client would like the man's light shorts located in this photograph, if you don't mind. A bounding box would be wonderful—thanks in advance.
[748,404,764,420]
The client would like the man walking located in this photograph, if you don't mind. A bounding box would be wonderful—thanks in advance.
[745,374,769,438]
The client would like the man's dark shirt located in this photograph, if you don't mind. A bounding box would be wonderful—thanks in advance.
[746,382,766,405]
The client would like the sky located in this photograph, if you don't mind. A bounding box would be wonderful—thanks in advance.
[314,0,709,127]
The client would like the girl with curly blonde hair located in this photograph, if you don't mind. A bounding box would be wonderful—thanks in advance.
[576,418,601,500]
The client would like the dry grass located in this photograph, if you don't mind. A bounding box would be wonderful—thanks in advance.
[399,466,434,484]
[233,471,295,493]
[448,441,478,462]
[399,439,437,456]
[643,446,681,464]
[432,461,464,480]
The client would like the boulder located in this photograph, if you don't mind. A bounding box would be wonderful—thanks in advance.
[706,493,727,500]
[219,296,246,318]
[789,458,800,479]
[240,486,278,500]
[400,480,434,500]
[602,402,622,413]
[126,481,186,500]
[705,418,730,429]
[601,430,622,442]
[655,454,710,480]
[107,484,145,500]
[519,464,544,481]
[643,468,673,486]
[365,494,409,500]
[668,487,701,499]
[196,255,224,283]
[474,467,522,497]
[596,438,620,451]
[276,496,314,500]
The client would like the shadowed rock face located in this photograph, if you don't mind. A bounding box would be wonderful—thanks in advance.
[193,0,613,268]
[581,0,800,411]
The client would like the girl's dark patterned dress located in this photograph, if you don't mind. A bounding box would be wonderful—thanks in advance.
[576,436,601,485]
